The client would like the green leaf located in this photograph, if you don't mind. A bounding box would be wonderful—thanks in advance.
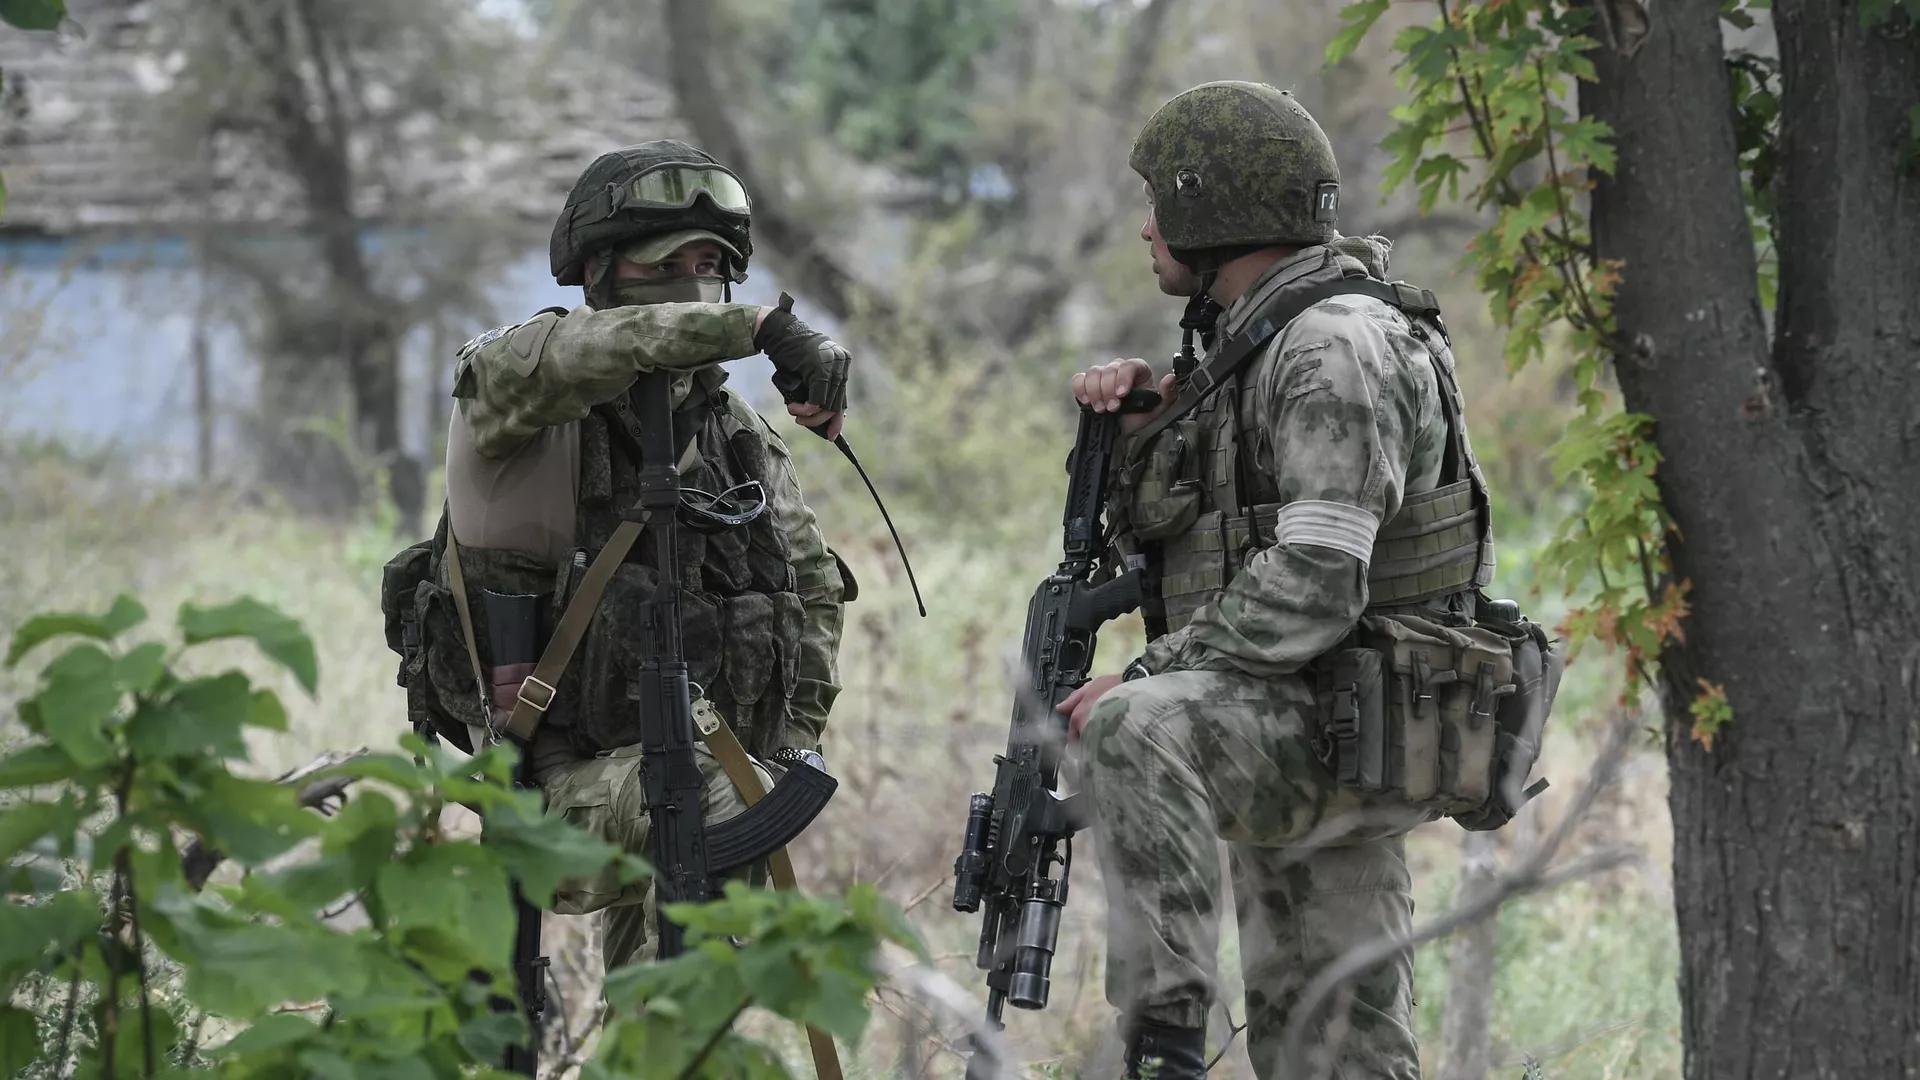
[0,0,66,31]
[0,1003,38,1077]
[455,1010,529,1063]
[147,885,372,1016]
[126,673,252,760]
[168,769,322,866]
[376,843,515,974]
[314,752,431,795]
[5,595,146,668]
[0,889,99,991]
[249,688,289,732]
[28,644,122,768]
[1325,0,1390,65]
[208,1012,319,1059]
[113,641,169,695]
[0,800,64,863]
[178,598,318,695]
[0,742,81,788]
[482,791,623,908]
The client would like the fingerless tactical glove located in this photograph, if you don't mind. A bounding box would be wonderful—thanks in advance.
[755,292,851,414]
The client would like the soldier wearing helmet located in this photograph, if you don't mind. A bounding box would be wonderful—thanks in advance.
[388,139,856,972]
[1058,82,1532,1078]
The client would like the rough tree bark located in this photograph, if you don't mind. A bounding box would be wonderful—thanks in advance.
[1583,0,1920,1075]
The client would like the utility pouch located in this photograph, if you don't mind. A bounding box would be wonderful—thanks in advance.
[1452,605,1564,831]
[481,590,552,734]
[1312,648,1390,793]
[1334,613,1517,814]
[1124,419,1205,543]
[380,540,435,689]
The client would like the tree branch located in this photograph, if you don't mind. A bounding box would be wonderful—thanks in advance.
[661,0,899,334]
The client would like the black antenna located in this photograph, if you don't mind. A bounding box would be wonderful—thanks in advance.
[832,433,926,617]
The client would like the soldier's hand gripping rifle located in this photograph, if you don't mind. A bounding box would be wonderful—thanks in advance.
[629,368,840,960]
[950,387,1162,1080]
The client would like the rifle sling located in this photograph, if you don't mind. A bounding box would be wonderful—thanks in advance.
[698,710,845,1080]
[1126,277,1423,463]
[446,438,702,745]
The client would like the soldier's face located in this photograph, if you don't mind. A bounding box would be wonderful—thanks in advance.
[1140,192,1200,297]
[613,241,728,280]
[583,241,729,283]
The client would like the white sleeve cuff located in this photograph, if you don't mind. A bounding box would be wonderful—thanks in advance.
[1274,500,1379,566]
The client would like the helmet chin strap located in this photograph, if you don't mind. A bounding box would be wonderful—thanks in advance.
[586,253,617,310]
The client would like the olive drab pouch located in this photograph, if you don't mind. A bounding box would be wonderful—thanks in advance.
[380,533,479,754]
[1313,648,1390,792]
[1120,417,1207,543]
[1315,613,1520,815]
[1451,606,1564,831]
[380,538,434,690]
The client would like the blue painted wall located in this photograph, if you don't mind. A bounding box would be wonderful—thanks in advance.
[0,232,799,481]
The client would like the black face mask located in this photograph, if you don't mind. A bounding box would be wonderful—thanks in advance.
[598,276,726,309]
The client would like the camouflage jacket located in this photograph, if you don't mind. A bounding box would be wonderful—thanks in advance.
[447,302,845,756]
[1126,237,1455,679]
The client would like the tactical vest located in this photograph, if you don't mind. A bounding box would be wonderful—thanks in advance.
[1112,265,1496,638]
[382,368,805,760]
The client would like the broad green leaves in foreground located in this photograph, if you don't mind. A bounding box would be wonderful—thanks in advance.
[2,594,920,1078]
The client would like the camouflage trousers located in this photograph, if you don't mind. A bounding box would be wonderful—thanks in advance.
[537,740,772,971]
[1081,668,1433,1079]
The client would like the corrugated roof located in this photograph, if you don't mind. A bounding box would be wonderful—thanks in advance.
[0,0,682,237]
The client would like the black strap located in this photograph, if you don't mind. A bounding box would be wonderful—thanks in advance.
[1127,277,1441,461]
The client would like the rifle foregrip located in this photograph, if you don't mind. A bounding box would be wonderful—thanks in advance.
[705,761,838,873]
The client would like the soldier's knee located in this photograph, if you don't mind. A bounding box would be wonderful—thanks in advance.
[1082,675,1191,769]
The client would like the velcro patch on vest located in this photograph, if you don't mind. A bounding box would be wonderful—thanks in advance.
[457,323,513,357]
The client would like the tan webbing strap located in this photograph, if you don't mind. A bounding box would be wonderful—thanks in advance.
[697,711,844,1080]
[498,517,646,741]
[497,436,703,742]
[443,526,495,751]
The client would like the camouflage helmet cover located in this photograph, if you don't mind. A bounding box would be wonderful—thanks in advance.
[1128,81,1342,264]
[549,138,755,286]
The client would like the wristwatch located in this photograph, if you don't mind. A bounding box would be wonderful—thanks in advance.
[768,746,828,773]
[1122,657,1152,682]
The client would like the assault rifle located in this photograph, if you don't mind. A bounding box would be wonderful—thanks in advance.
[628,368,839,961]
[950,387,1161,1079]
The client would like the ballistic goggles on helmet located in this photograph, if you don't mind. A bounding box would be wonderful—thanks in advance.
[613,162,751,216]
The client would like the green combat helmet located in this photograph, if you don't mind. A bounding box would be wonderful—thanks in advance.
[548,138,755,291]
[1128,81,1342,270]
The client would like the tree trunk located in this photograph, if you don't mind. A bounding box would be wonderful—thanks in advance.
[1436,830,1501,1080]
[1583,1,1920,1076]
[192,286,214,484]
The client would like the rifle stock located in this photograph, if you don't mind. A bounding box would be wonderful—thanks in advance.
[951,388,1160,1079]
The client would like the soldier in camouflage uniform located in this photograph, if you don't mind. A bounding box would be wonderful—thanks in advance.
[1057,82,1505,1078]
[385,139,854,971]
